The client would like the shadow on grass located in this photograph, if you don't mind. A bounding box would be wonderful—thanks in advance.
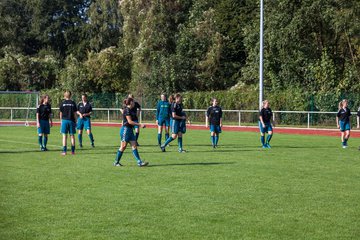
[147,161,236,167]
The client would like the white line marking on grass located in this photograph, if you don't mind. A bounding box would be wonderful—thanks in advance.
[0,139,59,148]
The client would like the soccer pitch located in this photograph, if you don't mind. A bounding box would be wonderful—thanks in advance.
[1,126,359,240]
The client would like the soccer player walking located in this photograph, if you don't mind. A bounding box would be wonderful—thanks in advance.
[114,97,148,167]
[336,99,352,148]
[36,94,52,151]
[161,93,187,153]
[259,100,274,148]
[128,94,141,145]
[206,98,223,148]
[59,91,77,155]
[156,93,171,146]
[76,94,95,148]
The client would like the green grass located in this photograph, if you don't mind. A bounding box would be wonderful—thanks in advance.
[1,126,360,240]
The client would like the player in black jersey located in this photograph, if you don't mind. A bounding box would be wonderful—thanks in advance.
[59,91,77,155]
[336,99,352,148]
[114,97,148,167]
[76,94,95,148]
[36,94,52,151]
[128,94,141,145]
[259,100,275,148]
[206,98,223,148]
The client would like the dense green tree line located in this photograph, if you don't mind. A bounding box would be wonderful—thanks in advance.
[0,0,359,109]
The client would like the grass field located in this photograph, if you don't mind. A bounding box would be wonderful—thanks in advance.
[1,126,360,240]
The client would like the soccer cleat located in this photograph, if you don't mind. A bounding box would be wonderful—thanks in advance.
[262,145,267,148]
[212,145,216,149]
[40,146,45,151]
[79,144,83,148]
[138,161,149,167]
[342,145,347,149]
[91,143,95,148]
[266,143,271,148]
[71,152,75,155]
[160,145,166,152]
[44,147,48,151]
[113,162,123,167]
[178,149,187,153]
[61,152,66,156]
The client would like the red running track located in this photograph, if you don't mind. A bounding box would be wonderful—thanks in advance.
[1,121,360,138]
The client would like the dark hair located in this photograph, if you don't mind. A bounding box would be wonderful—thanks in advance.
[175,93,182,99]
[82,93,88,98]
[123,97,134,106]
[40,94,49,105]
[168,95,174,103]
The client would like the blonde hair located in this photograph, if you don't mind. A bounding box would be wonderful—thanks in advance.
[262,100,269,107]
[339,99,348,110]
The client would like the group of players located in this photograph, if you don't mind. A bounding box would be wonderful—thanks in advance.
[36,91,360,167]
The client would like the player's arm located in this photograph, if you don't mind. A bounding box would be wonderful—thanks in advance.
[76,104,83,118]
[137,104,141,118]
[172,112,185,120]
[219,108,223,127]
[270,113,275,127]
[156,102,160,123]
[336,116,339,128]
[126,115,145,128]
[259,115,265,128]
[83,107,92,117]
[49,108,53,127]
[36,111,40,128]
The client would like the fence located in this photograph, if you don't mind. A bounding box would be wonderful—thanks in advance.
[0,107,358,129]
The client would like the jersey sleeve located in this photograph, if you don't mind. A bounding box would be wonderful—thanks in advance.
[36,106,40,114]
[206,107,211,117]
[89,104,92,112]
[336,110,341,117]
[219,108,223,118]
[123,107,130,116]
[357,108,360,117]
[49,105,52,114]
[59,102,63,112]
[73,101,78,112]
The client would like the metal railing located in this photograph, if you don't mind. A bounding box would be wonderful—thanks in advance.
[1,107,358,129]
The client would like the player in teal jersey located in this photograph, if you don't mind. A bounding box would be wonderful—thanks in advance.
[156,94,171,146]
[36,94,53,151]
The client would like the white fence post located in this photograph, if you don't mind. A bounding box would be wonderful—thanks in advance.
[238,111,241,126]
[307,112,310,129]
[107,109,110,123]
[11,108,13,122]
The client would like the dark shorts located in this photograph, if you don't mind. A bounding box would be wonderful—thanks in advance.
[210,125,222,133]
[61,120,76,135]
[120,126,136,142]
[259,121,273,133]
[38,119,50,135]
[77,117,91,130]
[339,120,350,132]
[172,119,186,134]
[158,118,170,127]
